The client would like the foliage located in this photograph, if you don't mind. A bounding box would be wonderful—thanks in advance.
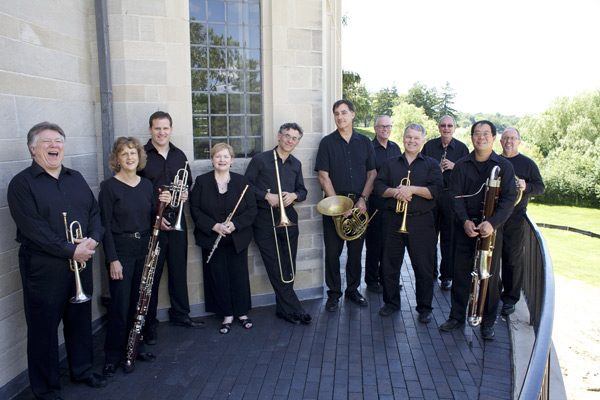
[458,112,520,132]
[342,70,372,127]
[371,87,401,119]
[389,102,438,145]
[402,82,440,120]
[438,82,458,119]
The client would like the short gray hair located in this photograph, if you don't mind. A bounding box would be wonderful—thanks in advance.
[404,123,426,136]
[27,122,66,154]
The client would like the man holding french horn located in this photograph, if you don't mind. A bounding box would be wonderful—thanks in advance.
[375,123,443,321]
[315,99,377,312]
[245,122,311,325]
[8,122,106,399]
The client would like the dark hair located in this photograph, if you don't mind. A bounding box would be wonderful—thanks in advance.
[471,120,497,136]
[332,99,355,113]
[27,121,66,149]
[109,137,147,172]
[278,122,304,136]
[149,111,173,128]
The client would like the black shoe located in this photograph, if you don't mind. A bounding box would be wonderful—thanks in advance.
[171,316,205,328]
[298,313,312,324]
[501,303,516,316]
[418,311,432,324]
[439,318,463,332]
[325,297,339,312]
[136,352,156,362]
[378,304,398,317]
[144,325,157,345]
[102,363,117,377]
[481,325,495,341]
[345,291,368,307]
[399,283,403,291]
[276,312,301,325]
[366,283,383,293]
[75,373,107,388]
[440,279,452,291]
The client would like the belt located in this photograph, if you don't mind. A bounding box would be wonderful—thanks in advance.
[338,192,359,200]
[114,231,149,239]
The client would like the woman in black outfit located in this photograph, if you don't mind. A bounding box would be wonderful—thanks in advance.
[99,137,171,375]
[190,143,257,334]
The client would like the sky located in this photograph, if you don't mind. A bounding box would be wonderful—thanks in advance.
[342,0,600,116]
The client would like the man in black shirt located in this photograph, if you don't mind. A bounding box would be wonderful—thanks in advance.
[139,111,203,345]
[315,100,377,312]
[499,127,545,316]
[365,115,402,294]
[422,115,469,290]
[375,124,443,322]
[245,122,311,325]
[439,120,516,341]
[8,122,106,399]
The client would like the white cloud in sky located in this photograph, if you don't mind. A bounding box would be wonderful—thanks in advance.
[342,0,600,115]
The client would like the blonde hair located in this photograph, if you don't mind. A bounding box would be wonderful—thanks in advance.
[210,142,235,159]
[109,137,147,172]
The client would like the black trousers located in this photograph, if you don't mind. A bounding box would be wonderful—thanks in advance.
[365,199,384,286]
[201,243,251,317]
[381,211,436,313]
[146,215,191,327]
[322,215,365,299]
[433,190,456,281]
[19,247,94,400]
[104,235,148,365]
[253,208,305,316]
[501,214,525,306]
[450,223,503,328]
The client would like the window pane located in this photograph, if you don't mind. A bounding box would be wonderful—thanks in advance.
[210,93,227,114]
[247,137,262,157]
[190,23,207,44]
[190,46,207,68]
[229,116,243,136]
[248,71,260,92]
[249,94,261,114]
[189,1,206,21]
[191,70,208,91]
[209,70,227,92]
[247,26,260,49]
[227,2,243,24]
[209,47,226,69]
[193,116,209,137]
[247,49,260,70]
[248,115,262,135]
[227,25,243,47]
[208,24,225,46]
[207,0,225,22]
[192,93,208,114]
[210,116,228,137]
[227,48,243,69]
[228,70,243,92]
[248,4,260,22]
[230,137,244,157]
[229,94,242,114]
[194,138,211,160]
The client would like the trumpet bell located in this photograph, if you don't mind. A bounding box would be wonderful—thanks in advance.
[316,195,354,216]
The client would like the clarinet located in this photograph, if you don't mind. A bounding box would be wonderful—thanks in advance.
[466,166,501,327]
[123,198,168,373]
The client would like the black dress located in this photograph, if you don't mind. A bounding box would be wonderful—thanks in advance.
[189,171,257,317]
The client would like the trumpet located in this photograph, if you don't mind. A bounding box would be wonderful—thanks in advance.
[395,170,411,233]
[169,161,189,231]
[270,150,295,283]
[317,195,377,241]
[62,212,91,304]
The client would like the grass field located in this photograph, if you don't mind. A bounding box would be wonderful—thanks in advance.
[527,203,600,287]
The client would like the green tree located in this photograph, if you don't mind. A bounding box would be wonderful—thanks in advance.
[438,81,458,120]
[403,82,440,120]
[371,86,400,118]
[342,70,372,126]
[390,101,438,145]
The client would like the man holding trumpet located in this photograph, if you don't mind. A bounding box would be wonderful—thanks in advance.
[245,123,311,325]
[374,123,442,322]
[8,122,106,399]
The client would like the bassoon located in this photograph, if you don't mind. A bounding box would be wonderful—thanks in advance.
[467,165,501,327]
[123,194,168,373]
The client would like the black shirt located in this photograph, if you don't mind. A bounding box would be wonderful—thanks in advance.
[314,129,376,195]
[7,161,104,259]
[139,140,193,194]
[245,147,307,210]
[422,137,469,188]
[374,153,443,214]
[372,138,402,171]
[501,153,545,216]
[98,177,156,262]
[450,151,517,228]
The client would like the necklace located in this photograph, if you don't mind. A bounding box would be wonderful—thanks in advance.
[215,174,230,193]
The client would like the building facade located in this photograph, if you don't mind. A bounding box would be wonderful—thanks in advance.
[0,0,341,395]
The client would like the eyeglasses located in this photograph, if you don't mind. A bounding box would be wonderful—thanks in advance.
[439,124,454,128]
[375,125,393,129]
[281,133,301,142]
[472,132,493,138]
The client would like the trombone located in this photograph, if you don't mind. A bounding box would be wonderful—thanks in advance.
[169,161,188,231]
[395,170,411,233]
[269,149,295,283]
[62,212,91,303]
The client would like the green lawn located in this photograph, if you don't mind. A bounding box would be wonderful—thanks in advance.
[527,203,600,287]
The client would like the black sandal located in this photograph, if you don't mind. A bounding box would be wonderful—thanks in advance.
[238,317,253,329]
[219,323,231,334]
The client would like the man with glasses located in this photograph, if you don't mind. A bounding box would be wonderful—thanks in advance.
[422,115,469,290]
[245,123,311,325]
[365,115,401,294]
[499,127,544,316]
[315,99,377,312]
[439,120,516,341]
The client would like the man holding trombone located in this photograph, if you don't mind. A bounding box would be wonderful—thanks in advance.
[245,123,311,325]
[374,123,442,322]
[8,122,106,399]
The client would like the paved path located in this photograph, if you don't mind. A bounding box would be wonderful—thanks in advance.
[15,256,512,400]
